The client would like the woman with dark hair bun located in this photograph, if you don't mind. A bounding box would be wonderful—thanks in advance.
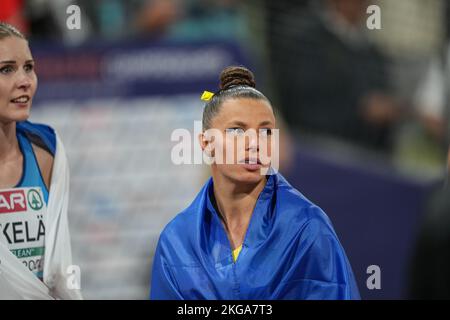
[0,22,81,299]
[150,66,360,300]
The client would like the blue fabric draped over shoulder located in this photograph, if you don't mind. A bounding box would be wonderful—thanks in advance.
[150,173,360,300]
[16,120,56,156]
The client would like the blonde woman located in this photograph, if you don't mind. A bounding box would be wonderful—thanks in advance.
[0,22,81,300]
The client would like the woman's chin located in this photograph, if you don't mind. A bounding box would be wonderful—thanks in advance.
[13,111,30,122]
[214,164,269,185]
[233,168,266,184]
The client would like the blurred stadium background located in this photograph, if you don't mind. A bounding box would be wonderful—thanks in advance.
[1,0,450,299]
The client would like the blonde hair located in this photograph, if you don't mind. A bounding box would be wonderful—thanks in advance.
[0,22,26,40]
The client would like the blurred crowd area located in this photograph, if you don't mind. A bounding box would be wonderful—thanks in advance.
[0,0,251,43]
[2,0,450,180]
[2,0,450,299]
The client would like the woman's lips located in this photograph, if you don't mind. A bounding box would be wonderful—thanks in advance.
[10,95,31,107]
[240,163,262,171]
[239,158,262,171]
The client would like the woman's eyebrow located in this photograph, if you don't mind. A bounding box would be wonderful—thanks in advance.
[226,120,274,127]
[226,120,248,127]
[0,59,34,64]
[259,120,274,126]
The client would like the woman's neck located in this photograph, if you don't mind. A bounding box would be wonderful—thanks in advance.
[0,121,19,161]
[211,171,267,249]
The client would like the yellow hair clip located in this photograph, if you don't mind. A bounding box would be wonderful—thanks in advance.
[200,91,214,102]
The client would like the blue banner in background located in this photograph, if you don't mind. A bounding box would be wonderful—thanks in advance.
[31,40,249,101]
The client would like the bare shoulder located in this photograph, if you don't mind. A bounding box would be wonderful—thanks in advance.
[32,144,54,190]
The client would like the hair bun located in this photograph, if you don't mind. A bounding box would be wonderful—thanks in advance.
[219,66,256,90]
